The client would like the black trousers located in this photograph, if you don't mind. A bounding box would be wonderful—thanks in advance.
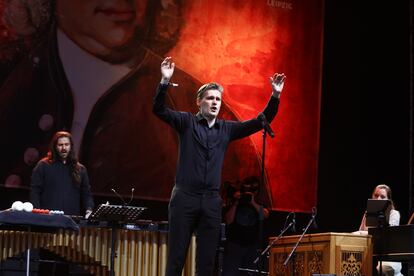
[166,188,222,276]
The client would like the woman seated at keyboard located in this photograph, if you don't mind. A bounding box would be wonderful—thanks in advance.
[353,184,402,276]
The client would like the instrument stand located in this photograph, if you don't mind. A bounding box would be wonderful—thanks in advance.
[110,223,118,276]
[89,204,146,276]
[26,226,32,276]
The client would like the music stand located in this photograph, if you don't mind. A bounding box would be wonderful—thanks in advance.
[365,199,391,276]
[365,199,391,228]
[89,204,146,223]
[89,204,146,276]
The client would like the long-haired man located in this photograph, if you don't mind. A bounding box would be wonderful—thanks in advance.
[30,131,94,216]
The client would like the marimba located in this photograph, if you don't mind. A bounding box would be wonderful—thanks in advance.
[0,221,196,276]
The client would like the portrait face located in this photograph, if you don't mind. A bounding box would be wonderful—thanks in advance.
[197,89,222,120]
[56,137,71,161]
[372,187,388,200]
[56,0,149,60]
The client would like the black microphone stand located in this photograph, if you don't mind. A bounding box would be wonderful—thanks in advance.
[283,212,316,276]
[238,115,275,275]
[253,217,295,265]
[251,122,274,275]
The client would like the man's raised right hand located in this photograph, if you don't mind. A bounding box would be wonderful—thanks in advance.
[161,56,175,84]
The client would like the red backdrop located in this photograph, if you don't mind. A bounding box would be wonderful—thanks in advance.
[169,0,324,212]
[0,0,324,212]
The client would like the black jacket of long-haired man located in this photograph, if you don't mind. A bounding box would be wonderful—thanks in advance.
[30,131,94,216]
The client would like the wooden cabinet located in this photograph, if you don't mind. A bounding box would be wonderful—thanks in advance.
[269,232,372,276]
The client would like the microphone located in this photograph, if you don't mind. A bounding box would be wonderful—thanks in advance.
[311,207,318,229]
[258,113,275,138]
[111,188,127,205]
[127,188,135,205]
[291,212,296,232]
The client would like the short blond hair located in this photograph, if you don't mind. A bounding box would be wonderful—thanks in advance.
[196,82,223,100]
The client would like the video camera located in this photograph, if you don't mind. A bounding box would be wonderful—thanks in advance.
[224,176,260,205]
[238,177,259,204]
[238,187,252,204]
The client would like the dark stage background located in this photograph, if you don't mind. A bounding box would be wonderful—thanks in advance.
[0,0,412,242]
[317,0,412,233]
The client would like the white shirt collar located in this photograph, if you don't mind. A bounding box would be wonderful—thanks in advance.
[57,28,133,155]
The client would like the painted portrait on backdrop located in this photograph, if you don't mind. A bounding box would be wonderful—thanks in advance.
[0,0,323,211]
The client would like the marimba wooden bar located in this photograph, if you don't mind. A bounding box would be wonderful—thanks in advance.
[0,223,196,276]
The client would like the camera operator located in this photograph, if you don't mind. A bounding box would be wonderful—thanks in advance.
[222,176,270,276]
